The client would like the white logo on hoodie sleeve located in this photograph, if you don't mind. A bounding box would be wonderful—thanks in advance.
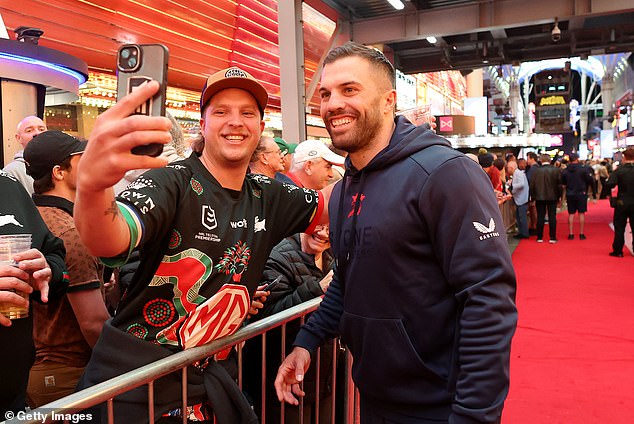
[473,218,500,240]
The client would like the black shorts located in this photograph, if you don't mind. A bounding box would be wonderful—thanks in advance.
[567,194,588,214]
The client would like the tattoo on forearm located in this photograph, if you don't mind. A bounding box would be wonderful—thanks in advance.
[105,201,120,221]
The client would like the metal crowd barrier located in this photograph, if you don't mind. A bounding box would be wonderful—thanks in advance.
[8,297,359,424]
[499,198,517,232]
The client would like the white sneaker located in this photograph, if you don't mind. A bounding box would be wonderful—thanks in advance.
[549,239,558,244]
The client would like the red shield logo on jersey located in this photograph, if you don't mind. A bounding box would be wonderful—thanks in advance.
[175,284,249,349]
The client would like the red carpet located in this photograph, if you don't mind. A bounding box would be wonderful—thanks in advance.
[504,199,634,423]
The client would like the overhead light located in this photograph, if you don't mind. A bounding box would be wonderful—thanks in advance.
[0,52,86,84]
[387,0,405,10]
[426,36,437,44]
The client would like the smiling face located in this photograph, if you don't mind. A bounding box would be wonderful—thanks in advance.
[319,56,395,159]
[304,158,334,190]
[200,88,265,168]
[300,225,330,256]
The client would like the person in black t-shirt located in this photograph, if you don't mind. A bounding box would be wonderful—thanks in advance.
[74,70,329,423]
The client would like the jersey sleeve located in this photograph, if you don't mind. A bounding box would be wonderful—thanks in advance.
[105,167,186,266]
[267,181,323,237]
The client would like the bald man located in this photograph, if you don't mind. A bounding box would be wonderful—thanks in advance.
[2,116,48,194]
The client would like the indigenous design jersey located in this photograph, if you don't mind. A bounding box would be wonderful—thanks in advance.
[110,153,321,351]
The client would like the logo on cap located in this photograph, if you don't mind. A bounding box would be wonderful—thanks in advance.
[225,68,248,78]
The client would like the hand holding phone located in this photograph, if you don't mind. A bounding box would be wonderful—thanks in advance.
[263,275,283,292]
[116,44,169,157]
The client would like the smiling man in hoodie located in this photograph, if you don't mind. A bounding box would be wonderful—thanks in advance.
[275,42,518,424]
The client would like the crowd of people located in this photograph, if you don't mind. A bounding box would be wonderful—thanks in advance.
[1,39,630,424]
[472,147,632,256]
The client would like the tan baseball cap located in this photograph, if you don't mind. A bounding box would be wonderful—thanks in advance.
[200,67,268,115]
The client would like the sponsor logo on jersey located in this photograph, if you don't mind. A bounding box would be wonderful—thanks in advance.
[230,219,247,229]
[119,191,156,214]
[283,183,300,192]
[194,232,221,243]
[254,216,266,232]
[0,171,17,181]
[177,284,249,350]
[250,174,271,185]
[473,217,500,240]
[201,205,217,230]
[0,214,23,228]
[303,188,316,204]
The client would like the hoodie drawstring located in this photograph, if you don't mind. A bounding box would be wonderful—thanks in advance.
[335,170,366,285]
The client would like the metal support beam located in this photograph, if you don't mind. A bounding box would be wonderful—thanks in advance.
[278,0,306,143]
[305,22,346,109]
[345,0,634,44]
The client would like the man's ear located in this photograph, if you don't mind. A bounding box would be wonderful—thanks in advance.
[384,89,397,114]
[304,160,313,176]
[51,165,64,181]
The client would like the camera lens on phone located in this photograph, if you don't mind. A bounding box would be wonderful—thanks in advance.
[118,46,140,71]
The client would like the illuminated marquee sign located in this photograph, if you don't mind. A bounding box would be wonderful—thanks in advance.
[539,96,567,106]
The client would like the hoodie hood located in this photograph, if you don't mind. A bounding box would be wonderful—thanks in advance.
[344,115,452,175]
[566,162,583,172]
[334,115,453,280]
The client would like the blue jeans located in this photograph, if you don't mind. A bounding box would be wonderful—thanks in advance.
[515,202,529,237]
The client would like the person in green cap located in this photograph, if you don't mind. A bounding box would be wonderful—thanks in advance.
[274,137,296,175]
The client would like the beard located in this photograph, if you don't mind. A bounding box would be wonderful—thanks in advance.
[324,99,384,154]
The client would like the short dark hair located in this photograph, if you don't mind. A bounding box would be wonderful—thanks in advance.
[33,156,72,194]
[493,157,506,171]
[324,42,396,89]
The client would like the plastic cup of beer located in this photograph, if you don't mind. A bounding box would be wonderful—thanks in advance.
[398,104,432,127]
[0,234,33,320]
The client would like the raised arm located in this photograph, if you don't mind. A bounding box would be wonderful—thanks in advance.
[75,81,172,257]
[316,180,336,226]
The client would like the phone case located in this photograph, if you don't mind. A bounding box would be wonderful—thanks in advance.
[116,44,169,156]
[116,44,169,116]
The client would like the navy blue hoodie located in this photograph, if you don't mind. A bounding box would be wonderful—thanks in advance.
[294,116,517,423]
[561,162,593,196]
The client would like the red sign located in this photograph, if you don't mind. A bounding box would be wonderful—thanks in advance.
[439,116,454,132]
